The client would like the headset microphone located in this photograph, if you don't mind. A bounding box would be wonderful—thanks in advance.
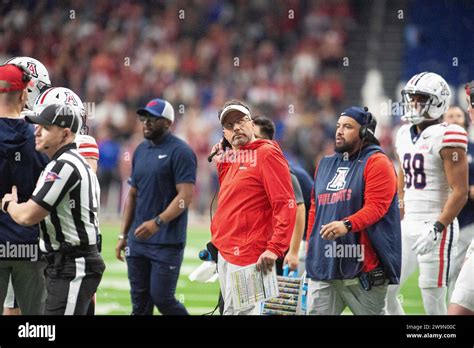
[207,149,219,163]
[208,136,231,163]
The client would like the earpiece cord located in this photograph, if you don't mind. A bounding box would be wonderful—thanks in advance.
[209,182,218,223]
[202,181,221,315]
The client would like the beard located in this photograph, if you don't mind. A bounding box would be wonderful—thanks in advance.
[335,138,358,154]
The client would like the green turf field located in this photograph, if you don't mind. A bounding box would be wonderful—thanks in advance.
[96,222,425,315]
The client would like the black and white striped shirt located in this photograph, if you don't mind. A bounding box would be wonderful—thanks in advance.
[32,143,100,252]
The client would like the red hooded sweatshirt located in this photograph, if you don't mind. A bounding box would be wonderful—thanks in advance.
[211,139,296,266]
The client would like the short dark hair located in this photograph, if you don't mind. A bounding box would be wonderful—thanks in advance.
[253,115,275,140]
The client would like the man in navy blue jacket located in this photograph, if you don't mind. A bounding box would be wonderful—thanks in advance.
[305,106,401,315]
[0,64,48,314]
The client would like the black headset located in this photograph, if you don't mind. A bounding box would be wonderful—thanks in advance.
[359,106,377,140]
[12,64,32,84]
[0,63,32,84]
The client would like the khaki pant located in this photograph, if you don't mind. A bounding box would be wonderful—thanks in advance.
[0,260,47,315]
[217,252,257,315]
[307,278,388,315]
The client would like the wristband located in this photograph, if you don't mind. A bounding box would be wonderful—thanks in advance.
[118,234,127,240]
[2,200,11,213]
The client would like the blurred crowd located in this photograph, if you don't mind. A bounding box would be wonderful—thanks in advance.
[1,0,355,217]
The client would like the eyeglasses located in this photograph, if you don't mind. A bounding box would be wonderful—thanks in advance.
[139,115,160,123]
[223,117,251,131]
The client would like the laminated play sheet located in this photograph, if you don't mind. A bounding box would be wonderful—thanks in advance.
[230,264,279,311]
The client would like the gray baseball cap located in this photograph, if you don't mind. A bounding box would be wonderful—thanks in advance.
[25,103,82,134]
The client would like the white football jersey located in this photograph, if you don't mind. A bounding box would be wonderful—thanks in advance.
[395,122,468,215]
[75,134,99,161]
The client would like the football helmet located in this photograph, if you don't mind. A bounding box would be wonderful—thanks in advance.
[401,72,451,124]
[34,87,86,134]
[3,56,51,110]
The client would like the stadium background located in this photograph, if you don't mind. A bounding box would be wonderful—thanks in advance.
[1,0,473,314]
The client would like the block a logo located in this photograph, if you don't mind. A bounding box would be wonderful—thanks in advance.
[326,167,349,191]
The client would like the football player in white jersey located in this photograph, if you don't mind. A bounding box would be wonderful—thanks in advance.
[448,81,474,315]
[386,72,469,315]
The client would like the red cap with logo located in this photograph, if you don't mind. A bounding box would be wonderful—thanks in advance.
[0,64,30,93]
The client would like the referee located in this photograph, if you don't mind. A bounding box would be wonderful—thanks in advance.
[1,103,105,315]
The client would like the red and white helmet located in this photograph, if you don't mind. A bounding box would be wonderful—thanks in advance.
[34,87,86,134]
[3,56,51,110]
[401,72,451,124]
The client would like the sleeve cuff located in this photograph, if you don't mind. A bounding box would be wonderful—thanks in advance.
[175,180,196,185]
[267,246,284,259]
[31,196,54,212]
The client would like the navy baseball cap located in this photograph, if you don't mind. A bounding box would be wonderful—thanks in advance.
[340,106,371,126]
[25,103,82,133]
[137,98,174,123]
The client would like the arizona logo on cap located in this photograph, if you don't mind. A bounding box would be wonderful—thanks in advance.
[44,171,61,183]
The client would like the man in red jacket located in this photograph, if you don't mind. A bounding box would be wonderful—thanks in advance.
[210,100,296,315]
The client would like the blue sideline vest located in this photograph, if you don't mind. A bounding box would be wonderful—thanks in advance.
[306,144,401,284]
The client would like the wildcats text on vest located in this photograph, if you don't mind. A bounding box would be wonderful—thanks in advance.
[319,167,353,205]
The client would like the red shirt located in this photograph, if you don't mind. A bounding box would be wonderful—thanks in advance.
[211,139,296,266]
[306,152,397,272]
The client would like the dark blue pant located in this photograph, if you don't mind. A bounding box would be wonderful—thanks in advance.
[126,244,188,315]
